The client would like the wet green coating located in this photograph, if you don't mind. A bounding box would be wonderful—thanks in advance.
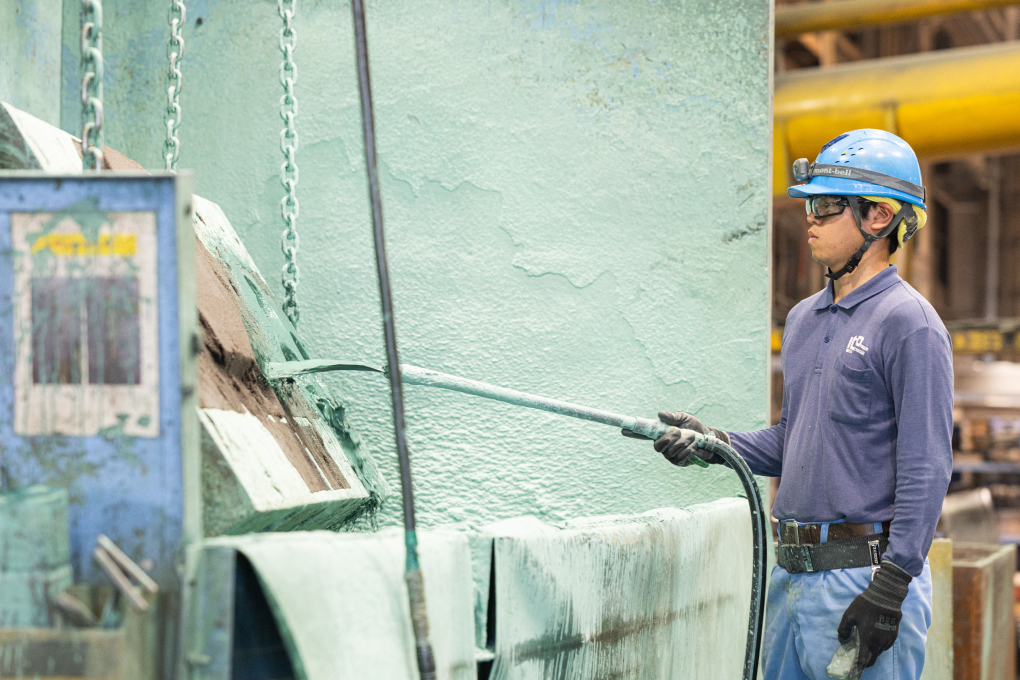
[38,0,771,530]
[265,360,384,379]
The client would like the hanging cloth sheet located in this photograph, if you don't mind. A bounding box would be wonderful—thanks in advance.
[191,529,476,680]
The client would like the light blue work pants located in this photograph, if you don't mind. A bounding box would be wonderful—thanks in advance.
[762,562,932,680]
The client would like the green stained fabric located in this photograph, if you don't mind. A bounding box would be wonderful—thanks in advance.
[203,529,476,680]
[487,499,753,678]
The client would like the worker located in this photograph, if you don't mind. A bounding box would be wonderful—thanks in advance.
[626,129,953,679]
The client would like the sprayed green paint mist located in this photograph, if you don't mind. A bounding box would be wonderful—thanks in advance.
[33,0,771,530]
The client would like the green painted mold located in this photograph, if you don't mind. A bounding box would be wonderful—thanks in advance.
[22,0,772,530]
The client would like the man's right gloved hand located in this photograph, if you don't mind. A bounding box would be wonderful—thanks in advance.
[621,411,728,467]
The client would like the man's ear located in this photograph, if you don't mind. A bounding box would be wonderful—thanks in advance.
[866,202,895,236]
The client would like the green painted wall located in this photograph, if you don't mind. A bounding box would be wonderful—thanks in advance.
[1,0,62,127]
[16,0,772,530]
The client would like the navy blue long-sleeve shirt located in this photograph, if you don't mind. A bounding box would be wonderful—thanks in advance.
[729,266,953,576]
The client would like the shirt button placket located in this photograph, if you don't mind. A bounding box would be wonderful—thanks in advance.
[817,305,839,368]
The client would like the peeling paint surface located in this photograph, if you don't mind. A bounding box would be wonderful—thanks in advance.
[487,499,753,679]
[42,0,769,527]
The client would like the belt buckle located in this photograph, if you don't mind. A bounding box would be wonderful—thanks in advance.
[781,519,800,545]
[868,539,881,581]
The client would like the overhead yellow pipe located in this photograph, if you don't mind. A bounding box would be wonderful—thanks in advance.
[776,0,1020,38]
[773,41,1020,194]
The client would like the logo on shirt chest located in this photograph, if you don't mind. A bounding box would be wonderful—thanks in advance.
[846,335,869,356]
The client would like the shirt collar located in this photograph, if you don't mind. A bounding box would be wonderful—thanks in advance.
[811,265,901,311]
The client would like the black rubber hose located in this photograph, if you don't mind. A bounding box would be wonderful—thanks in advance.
[350,2,437,679]
[698,434,768,680]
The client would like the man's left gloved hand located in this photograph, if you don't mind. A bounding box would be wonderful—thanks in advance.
[621,411,729,467]
[837,560,912,673]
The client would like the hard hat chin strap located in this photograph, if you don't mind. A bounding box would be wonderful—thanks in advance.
[825,201,918,281]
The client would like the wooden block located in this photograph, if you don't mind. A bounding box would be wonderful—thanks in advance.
[0,588,160,680]
[191,202,388,536]
[922,538,953,680]
[952,542,1016,680]
[0,627,124,679]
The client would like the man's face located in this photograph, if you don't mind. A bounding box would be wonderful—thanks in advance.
[805,196,867,269]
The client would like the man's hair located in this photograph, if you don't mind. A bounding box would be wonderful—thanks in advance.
[860,200,899,255]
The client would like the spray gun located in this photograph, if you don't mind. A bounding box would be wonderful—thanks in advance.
[264,358,768,680]
[264,360,705,464]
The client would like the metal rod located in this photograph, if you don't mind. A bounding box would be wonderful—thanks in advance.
[985,157,1001,321]
[264,358,702,456]
[398,364,674,440]
[775,0,1020,37]
[350,2,436,679]
[264,360,670,437]
[93,546,149,611]
[97,534,159,594]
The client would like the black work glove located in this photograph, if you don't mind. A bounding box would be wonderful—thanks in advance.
[621,411,729,467]
[837,560,912,673]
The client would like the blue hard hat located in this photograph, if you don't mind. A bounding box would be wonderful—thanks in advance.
[788,129,926,210]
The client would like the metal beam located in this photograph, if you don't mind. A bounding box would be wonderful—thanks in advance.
[984,157,1001,320]
[774,42,1020,193]
[775,0,1020,38]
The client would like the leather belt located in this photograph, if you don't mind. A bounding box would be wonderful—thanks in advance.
[778,520,891,546]
[776,520,891,574]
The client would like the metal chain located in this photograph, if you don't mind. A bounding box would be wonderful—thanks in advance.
[80,0,104,171]
[278,0,300,326]
[164,0,185,172]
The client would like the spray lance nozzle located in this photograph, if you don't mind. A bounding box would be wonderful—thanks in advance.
[262,359,708,464]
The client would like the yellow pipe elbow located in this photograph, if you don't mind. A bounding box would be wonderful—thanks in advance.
[776,0,1020,38]
[773,42,1020,196]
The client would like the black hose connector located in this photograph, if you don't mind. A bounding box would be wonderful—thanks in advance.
[406,568,438,680]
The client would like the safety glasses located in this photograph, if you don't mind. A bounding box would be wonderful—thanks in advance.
[805,195,871,219]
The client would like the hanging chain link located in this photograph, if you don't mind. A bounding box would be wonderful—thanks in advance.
[278,0,300,327]
[80,0,104,171]
[164,0,185,172]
